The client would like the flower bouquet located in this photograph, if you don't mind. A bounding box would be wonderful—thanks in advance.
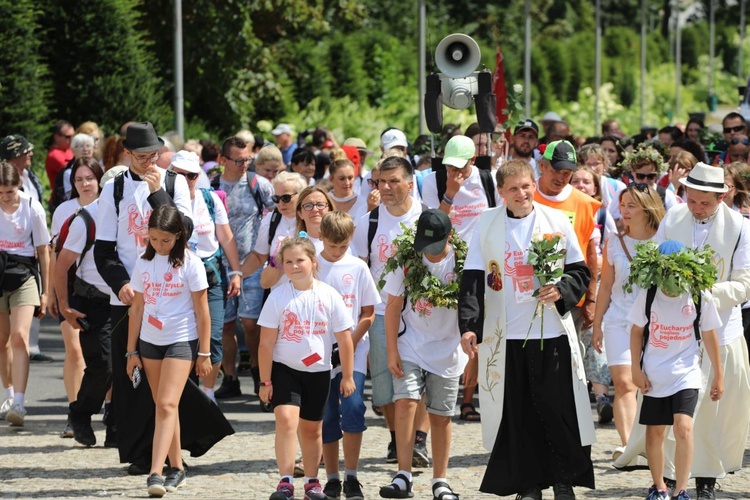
[523,232,569,349]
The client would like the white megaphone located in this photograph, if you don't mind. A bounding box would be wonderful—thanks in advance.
[434,34,481,110]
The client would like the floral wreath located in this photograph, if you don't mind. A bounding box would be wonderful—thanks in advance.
[622,144,669,173]
[623,241,716,302]
[378,223,467,312]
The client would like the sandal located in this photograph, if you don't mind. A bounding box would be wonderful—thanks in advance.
[433,481,459,500]
[372,401,383,416]
[379,473,414,498]
[459,403,481,422]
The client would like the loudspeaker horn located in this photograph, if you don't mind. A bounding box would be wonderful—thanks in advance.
[435,34,481,79]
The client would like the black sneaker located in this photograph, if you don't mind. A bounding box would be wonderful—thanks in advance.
[596,394,613,424]
[343,475,364,500]
[516,486,542,500]
[323,478,341,499]
[29,352,54,362]
[164,467,186,492]
[386,441,397,463]
[70,417,96,447]
[238,350,252,373]
[695,478,716,500]
[664,477,677,497]
[412,439,429,468]
[215,375,241,399]
[553,483,576,500]
[147,473,166,498]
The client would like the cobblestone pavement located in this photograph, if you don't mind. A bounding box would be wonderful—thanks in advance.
[0,323,748,499]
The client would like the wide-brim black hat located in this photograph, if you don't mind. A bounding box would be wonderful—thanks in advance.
[122,121,164,152]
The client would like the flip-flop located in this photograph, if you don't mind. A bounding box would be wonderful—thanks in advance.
[459,403,481,422]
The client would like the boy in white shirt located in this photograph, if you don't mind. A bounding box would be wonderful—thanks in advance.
[379,209,466,500]
[628,240,724,500]
[317,212,380,500]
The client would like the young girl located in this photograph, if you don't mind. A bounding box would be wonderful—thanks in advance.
[0,161,50,427]
[258,236,355,500]
[125,205,211,497]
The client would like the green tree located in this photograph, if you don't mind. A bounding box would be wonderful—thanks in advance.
[0,0,51,145]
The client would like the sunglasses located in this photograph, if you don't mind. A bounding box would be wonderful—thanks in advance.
[301,202,329,212]
[272,193,296,204]
[724,125,746,134]
[731,137,750,146]
[634,172,658,181]
[367,179,379,188]
[175,171,200,181]
[628,182,650,192]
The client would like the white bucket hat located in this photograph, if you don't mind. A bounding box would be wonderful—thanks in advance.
[678,162,728,193]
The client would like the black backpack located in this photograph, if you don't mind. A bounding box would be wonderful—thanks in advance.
[435,168,496,209]
[640,286,702,368]
[113,170,176,217]
[366,202,429,266]
[49,160,74,214]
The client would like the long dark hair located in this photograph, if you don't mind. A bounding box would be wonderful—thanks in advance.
[69,157,104,198]
[141,205,187,267]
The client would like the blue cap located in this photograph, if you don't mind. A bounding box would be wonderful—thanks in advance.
[658,240,686,255]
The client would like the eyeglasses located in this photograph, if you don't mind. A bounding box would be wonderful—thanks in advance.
[272,193,296,204]
[367,179,379,188]
[131,152,159,165]
[726,184,736,190]
[627,182,650,192]
[731,137,750,146]
[724,125,746,134]
[634,172,658,181]
[74,176,97,185]
[174,171,200,181]
[301,202,329,212]
[225,157,249,166]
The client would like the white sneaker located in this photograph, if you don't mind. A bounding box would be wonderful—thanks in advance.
[6,403,26,426]
[0,398,11,419]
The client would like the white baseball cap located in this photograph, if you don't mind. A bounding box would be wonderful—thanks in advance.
[381,129,408,150]
[271,123,293,136]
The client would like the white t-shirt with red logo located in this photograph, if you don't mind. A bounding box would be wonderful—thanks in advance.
[62,200,110,296]
[317,253,381,375]
[351,201,424,315]
[381,247,468,378]
[187,190,228,259]
[628,288,722,398]
[421,167,501,245]
[258,280,354,373]
[130,251,208,346]
[0,191,50,257]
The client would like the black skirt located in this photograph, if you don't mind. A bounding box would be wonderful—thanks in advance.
[480,336,595,496]
[110,305,235,464]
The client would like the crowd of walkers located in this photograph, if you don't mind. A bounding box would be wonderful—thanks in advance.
[0,112,748,500]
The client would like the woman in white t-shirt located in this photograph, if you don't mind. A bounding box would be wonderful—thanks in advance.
[592,183,665,459]
[125,205,211,497]
[49,157,103,436]
[259,186,332,290]
[257,236,354,500]
[328,159,368,224]
[0,162,51,427]
[168,150,242,402]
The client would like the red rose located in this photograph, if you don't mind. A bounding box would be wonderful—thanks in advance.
[538,143,547,155]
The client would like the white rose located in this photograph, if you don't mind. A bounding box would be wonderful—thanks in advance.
[513,83,523,94]
[531,232,544,243]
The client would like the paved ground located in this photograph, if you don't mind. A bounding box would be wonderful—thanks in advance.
[0,320,749,499]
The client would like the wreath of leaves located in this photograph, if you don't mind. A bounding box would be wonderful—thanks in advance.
[622,144,669,173]
[623,241,717,302]
[377,223,467,311]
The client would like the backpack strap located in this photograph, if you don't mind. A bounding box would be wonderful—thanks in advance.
[693,294,702,343]
[199,188,216,221]
[640,286,658,368]
[113,171,125,218]
[268,209,283,247]
[367,206,380,267]
[76,208,96,263]
[247,171,264,216]
[164,170,176,199]
[436,169,448,202]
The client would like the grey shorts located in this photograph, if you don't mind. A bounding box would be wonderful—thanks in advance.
[139,339,197,361]
[392,359,460,417]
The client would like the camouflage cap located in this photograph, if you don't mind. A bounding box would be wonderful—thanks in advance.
[0,135,34,160]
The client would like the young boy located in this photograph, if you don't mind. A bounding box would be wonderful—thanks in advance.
[317,212,380,500]
[379,209,466,500]
[628,240,724,500]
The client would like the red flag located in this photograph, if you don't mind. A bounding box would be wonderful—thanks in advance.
[493,43,508,128]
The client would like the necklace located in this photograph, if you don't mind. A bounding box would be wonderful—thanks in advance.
[329,192,357,203]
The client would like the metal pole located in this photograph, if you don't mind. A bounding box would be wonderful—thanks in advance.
[595,0,601,136]
[741,0,747,81]
[418,0,426,135]
[174,0,184,140]
[524,0,531,118]
[709,0,715,95]
[675,0,681,120]
[641,0,647,128]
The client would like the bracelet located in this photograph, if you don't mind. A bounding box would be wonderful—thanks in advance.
[125,350,139,358]
[442,194,454,205]
[260,380,272,387]
[227,270,243,277]
[268,255,276,268]
[197,352,211,357]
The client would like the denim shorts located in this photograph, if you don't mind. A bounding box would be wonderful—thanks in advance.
[393,360,460,417]
[207,281,226,365]
[322,371,367,444]
[223,269,262,322]
[367,314,393,407]
[139,338,198,361]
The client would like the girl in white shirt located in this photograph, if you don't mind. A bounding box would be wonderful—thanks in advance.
[328,159,368,224]
[125,205,211,497]
[0,161,51,427]
[258,236,354,500]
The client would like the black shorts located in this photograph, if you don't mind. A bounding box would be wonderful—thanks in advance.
[639,388,699,426]
[271,361,330,421]
[139,339,197,361]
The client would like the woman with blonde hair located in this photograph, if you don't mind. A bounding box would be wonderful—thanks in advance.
[593,182,665,460]
[723,162,750,217]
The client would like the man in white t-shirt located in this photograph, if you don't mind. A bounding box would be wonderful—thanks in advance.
[380,209,467,500]
[94,121,194,474]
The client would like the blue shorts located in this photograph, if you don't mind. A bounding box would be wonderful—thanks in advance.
[367,314,394,407]
[223,269,262,322]
[207,281,226,365]
[322,371,367,444]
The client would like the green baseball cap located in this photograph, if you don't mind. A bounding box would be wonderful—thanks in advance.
[442,135,475,168]
[542,140,576,171]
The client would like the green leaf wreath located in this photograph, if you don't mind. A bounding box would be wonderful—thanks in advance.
[623,241,717,302]
[377,223,467,312]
